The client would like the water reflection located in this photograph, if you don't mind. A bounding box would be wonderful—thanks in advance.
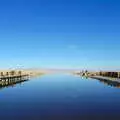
[76,75,120,88]
[97,78,120,88]
[0,74,120,120]
[81,76,88,79]
[0,77,29,89]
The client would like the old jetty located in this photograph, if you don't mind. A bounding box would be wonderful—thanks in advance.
[76,70,120,83]
[0,70,29,87]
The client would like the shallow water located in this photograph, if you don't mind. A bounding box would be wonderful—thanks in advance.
[0,74,120,120]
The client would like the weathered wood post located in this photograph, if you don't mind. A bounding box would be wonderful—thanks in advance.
[18,71,22,76]
[6,72,9,76]
[0,72,4,76]
[10,70,16,76]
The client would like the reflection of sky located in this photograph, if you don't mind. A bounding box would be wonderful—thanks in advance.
[0,0,120,70]
[0,75,120,119]
[1,74,120,101]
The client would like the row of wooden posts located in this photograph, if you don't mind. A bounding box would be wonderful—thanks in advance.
[80,70,120,78]
[0,71,22,76]
[97,71,120,78]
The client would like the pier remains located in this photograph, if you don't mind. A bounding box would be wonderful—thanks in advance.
[0,70,29,87]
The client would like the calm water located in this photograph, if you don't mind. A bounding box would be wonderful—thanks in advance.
[0,74,120,120]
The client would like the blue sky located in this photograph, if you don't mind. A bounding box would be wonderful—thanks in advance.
[0,0,120,70]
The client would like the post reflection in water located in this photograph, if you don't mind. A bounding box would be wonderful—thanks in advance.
[97,79,120,88]
[0,77,29,89]
[77,75,120,88]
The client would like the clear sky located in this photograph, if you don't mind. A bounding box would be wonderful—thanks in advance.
[0,0,120,70]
